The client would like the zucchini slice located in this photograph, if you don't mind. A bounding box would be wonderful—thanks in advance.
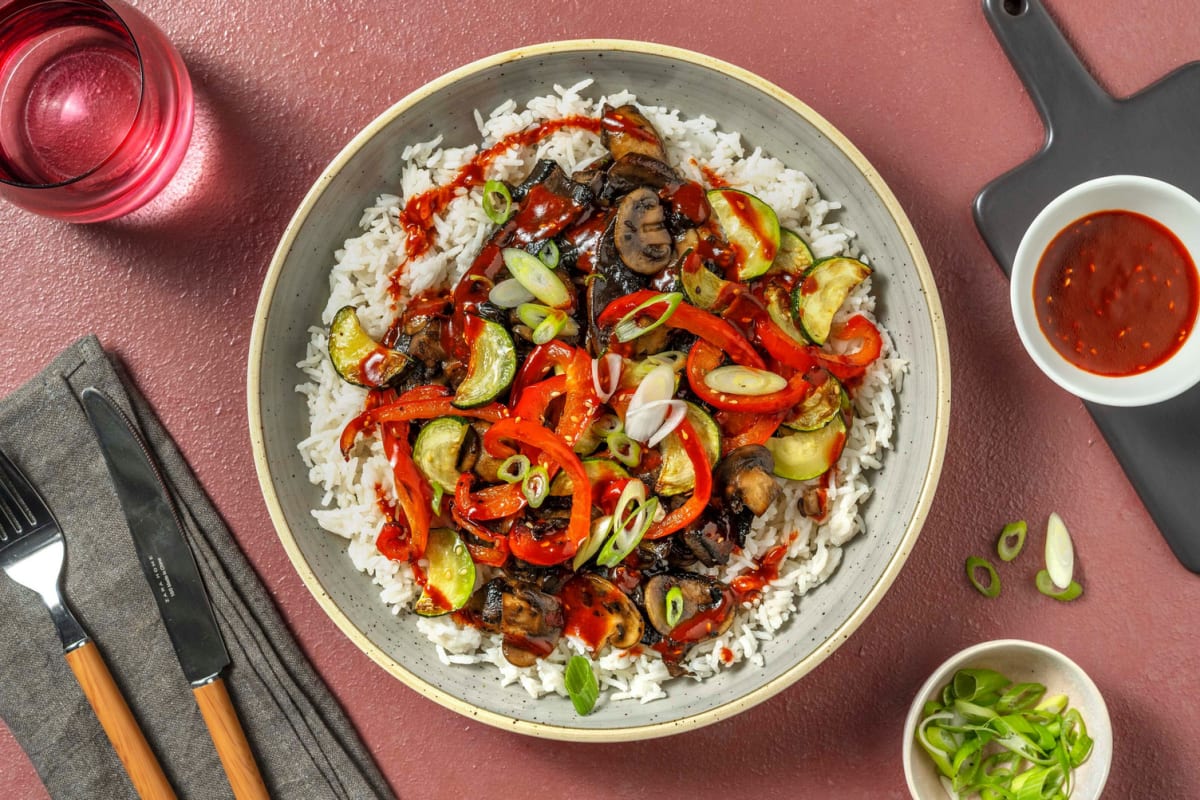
[764,282,807,344]
[413,417,473,493]
[706,189,781,281]
[765,415,847,481]
[655,402,721,497]
[783,374,847,432]
[452,316,517,408]
[414,528,476,616]
[549,458,631,497]
[328,305,410,388]
[681,253,736,310]
[770,228,815,275]
[791,257,872,345]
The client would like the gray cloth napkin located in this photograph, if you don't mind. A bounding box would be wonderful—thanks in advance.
[0,336,395,800]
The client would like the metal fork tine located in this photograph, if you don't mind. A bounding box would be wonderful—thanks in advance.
[0,449,46,534]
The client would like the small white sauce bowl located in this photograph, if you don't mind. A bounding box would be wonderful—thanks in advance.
[1010,175,1200,406]
[902,639,1113,799]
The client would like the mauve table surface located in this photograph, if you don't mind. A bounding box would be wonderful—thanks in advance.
[2,1,1197,797]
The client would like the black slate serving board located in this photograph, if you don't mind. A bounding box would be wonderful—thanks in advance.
[974,0,1200,573]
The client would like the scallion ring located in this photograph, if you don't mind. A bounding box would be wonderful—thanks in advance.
[591,414,622,437]
[704,365,788,396]
[482,179,512,225]
[664,586,684,627]
[498,454,530,484]
[516,303,576,344]
[522,465,549,509]
[596,497,657,567]
[502,247,571,308]
[997,520,1027,562]
[489,278,535,309]
[571,515,613,571]
[607,432,641,467]
[612,291,682,343]
[1035,569,1082,602]
[965,556,1001,598]
[537,239,560,269]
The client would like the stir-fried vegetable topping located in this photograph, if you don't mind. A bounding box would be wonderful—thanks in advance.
[326,103,890,679]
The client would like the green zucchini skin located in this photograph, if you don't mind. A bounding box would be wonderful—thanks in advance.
[706,188,781,281]
[791,257,872,345]
[328,305,410,388]
[452,317,517,409]
[413,416,473,492]
[766,415,847,481]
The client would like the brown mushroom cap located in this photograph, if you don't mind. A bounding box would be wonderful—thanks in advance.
[600,104,668,163]
[473,578,565,667]
[615,187,674,275]
[559,572,644,653]
[713,444,782,517]
[643,573,736,642]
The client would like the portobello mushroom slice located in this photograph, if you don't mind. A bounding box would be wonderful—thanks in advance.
[559,572,644,654]
[602,153,681,201]
[471,577,565,668]
[677,509,738,567]
[713,445,782,517]
[601,104,668,163]
[643,573,736,642]
[614,187,673,275]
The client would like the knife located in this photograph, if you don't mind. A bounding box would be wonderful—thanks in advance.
[81,388,270,800]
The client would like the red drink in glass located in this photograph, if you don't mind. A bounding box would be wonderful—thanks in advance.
[0,0,192,222]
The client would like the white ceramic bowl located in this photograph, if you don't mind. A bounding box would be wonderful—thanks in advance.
[249,40,951,740]
[1010,175,1200,406]
[902,639,1113,799]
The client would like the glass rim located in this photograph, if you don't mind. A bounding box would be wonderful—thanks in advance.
[0,0,147,190]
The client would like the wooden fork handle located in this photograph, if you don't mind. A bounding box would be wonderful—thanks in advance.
[193,677,270,800]
[64,641,177,800]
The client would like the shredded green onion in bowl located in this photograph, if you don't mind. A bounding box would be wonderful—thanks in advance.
[916,668,1094,798]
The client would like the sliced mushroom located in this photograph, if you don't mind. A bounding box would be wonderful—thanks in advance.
[559,573,644,653]
[800,485,830,522]
[677,510,738,567]
[713,445,782,517]
[408,318,446,366]
[615,187,673,275]
[473,577,565,667]
[643,573,736,642]
[600,104,668,163]
[602,153,680,202]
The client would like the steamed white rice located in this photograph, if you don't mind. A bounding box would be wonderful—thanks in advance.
[296,80,905,706]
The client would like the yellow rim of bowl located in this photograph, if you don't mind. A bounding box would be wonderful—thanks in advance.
[247,38,952,742]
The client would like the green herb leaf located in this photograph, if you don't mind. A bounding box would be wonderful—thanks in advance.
[564,654,598,715]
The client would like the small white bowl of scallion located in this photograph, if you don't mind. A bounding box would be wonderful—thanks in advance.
[903,639,1112,799]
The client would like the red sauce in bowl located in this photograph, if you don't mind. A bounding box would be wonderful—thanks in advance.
[1033,210,1199,376]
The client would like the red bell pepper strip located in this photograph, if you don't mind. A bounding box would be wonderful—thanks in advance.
[340,389,508,457]
[449,502,510,567]
[597,290,766,369]
[812,314,884,381]
[378,419,431,558]
[686,339,813,414]
[509,342,599,448]
[643,418,711,540]
[755,316,816,373]
[454,472,527,521]
[511,374,566,421]
[482,419,591,565]
[716,409,785,451]
[508,521,583,567]
[375,522,411,562]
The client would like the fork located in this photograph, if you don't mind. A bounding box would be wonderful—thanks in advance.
[0,448,177,800]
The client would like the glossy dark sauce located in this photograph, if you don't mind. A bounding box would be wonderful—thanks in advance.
[1034,210,1198,376]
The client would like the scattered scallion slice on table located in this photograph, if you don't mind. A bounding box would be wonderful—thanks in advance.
[997,520,1027,562]
[1044,512,1075,590]
[965,556,1001,598]
[564,654,599,716]
[916,668,1093,798]
[1036,569,1083,602]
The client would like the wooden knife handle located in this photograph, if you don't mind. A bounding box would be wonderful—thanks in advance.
[64,641,177,800]
[193,677,270,800]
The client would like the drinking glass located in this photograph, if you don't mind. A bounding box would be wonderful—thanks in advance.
[0,0,193,222]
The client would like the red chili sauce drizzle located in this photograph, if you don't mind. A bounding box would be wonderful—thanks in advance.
[1034,210,1199,376]
[731,531,800,602]
[696,162,729,189]
[559,576,625,654]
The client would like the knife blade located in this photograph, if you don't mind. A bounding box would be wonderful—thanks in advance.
[82,388,269,800]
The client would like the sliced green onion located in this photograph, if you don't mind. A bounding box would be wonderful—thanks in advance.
[516,303,575,344]
[607,432,641,467]
[703,365,788,395]
[564,654,598,715]
[537,239,560,269]
[596,497,657,567]
[497,454,530,484]
[644,350,687,369]
[997,520,1027,562]
[482,179,512,225]
[591,413,622,437]
[1044,512,1075,590]
[502,247,571,308]
[966,556,1001,598]
[613,291,682,343]
[572,515,612,571]
[664,586,684,627]
[916,669,1093,798]
[489,278,535,308]
[1035,569,1082,602]
[522,465,549,508]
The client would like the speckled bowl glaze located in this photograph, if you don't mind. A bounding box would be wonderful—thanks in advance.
[248,40,950,740]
